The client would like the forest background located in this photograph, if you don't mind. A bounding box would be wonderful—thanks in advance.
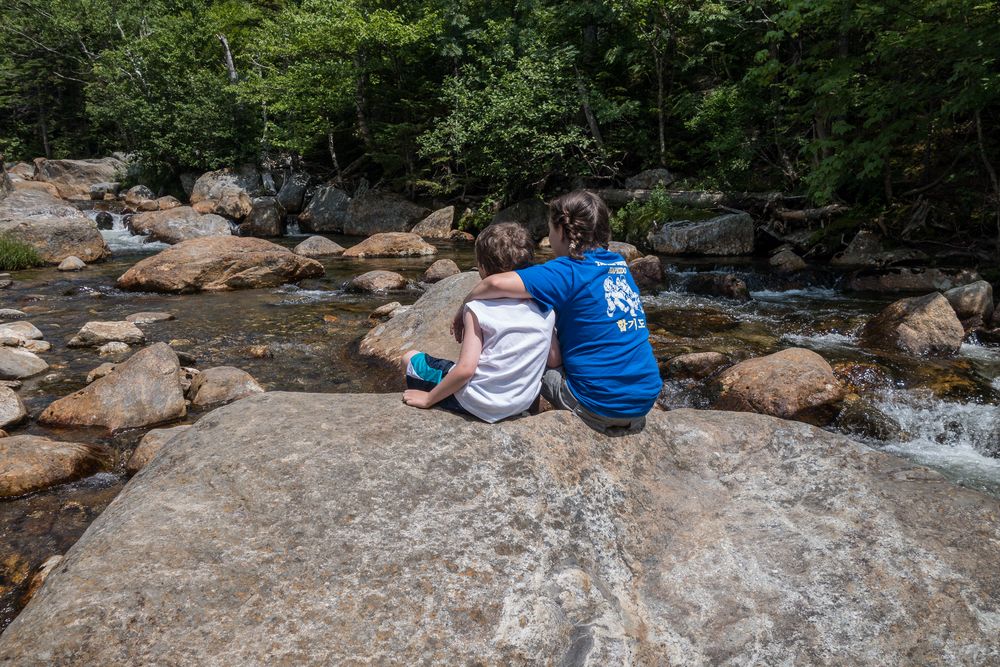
[2,0,998,253]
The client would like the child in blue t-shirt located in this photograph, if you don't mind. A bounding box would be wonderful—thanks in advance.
[452,190,661,434]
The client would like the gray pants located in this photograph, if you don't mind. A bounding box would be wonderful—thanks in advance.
[541,368,646,436]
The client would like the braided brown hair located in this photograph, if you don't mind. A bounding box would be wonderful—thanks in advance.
[548,190,611,260]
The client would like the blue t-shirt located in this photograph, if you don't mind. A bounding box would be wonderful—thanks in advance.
[516,248,662,417]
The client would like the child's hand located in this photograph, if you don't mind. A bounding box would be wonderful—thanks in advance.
[403,389,432,409]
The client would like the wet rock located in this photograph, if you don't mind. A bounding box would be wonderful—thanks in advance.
[943,280,993,324]
[831,362,893,394]
[369,302,403,323]
[0,347,48,380]
[0,386,26,430]
[129,206,232,244]
[93,211,114,230]
[179,367,199,393]
[0,189,110,264]
[0,435,112,499]
[0,380,21,389]
[342,232,436,259]
[117,236,324,293]
[685,273,751,300]
[68,321,144,348]
[628,256,663,290]
[422,259,460,284]
[345,191,429,236]
[98,342,131,357]
[123,185,155,209]
[293,235,345,258]
[625,168,675,190]
[126,425,193,475]
[860,293,965,357]
[847,267,980,293]
[276,173,309,214]
[830,230,883,268]
[298,186,351,233]
[21,555,63,610]
[349,270,408,293]
[187,366,264,408]
[647,212,754,256]
[238,197,285,238]
[836,396,903,442]
[190,166,261,220]
[125,312,175,325]
[607,241,642,263]
[361,271,479,365]
[0,322,43,345]
[411,206,456,239]
[157,196,183,210]
[57,256,85,271]
[666,351,729,380]
[491,198,549,240]
[39,343,186,433]
[769,248,806,273]
[31,157,125,199]
[449,229,474,242]
[86,363,117,384]
[4,392,1000,665]
[241,345,272,359]
[0,310,26,321]
[713,348,845,425]
[21,340,50,354]
[88,182,120,200]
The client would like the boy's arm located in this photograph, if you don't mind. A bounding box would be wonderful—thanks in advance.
[453,272,528,341]
[546,330,562,368]
[404,308,483,409]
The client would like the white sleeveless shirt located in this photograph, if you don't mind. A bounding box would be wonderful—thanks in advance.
[454,298,556,423]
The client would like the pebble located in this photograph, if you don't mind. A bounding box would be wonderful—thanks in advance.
[98,342,131,356]
[57,256,86,272]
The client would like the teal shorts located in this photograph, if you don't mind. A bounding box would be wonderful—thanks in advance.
[405,352,470,415]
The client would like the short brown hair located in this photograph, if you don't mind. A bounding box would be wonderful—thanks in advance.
[475,222,535,276]
[548,190,610,260]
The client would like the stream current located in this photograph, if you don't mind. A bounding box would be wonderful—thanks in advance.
[1,209,998,629]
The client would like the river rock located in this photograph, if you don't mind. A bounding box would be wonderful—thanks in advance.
[31,157,125,199]
[0,310,26,321]
[769,248,806,273]
[628,255,663,289]
[0,435,112,498]
[11,180,62,198]
[860,293,965,357]
[0,348,48,380]
[422,259,460,283]
[491,198,549,240]
[38,343,186,433]
[449,229,474,242]
[57,256,85,271]
[86,363,117,384]
[625,168,675,190]
[4,392,1000,664]
[0,189,110,264]
[88,182,119,200]
[190,166,261,220]
[126,425,192,475]
[342,232,436,259]
[21,556,63,611]
[67,321,144,348]
[666,351,729,380]
[411,206,455,238]
[123,185,155,209]
[369,302,403,323]
[607,241,642,263]
[238,197,285,238]
[129,206,231,244]
[647,212,754,255]
[830,230,883,268]
[836,396,903,442]
[117,237,324,293]
[188,367,264,408]
[686,273,751,300]
[713,348,845,425]
[97,342,131,357]
[276,173,309,213]
[345,191,429,236]
[349,270,408,293]
[943,280,993,325]
[298,186,351,233]
[847,267,980,293]
[361,271,479,364]
[292,235,344,258]
[6,163,34,180]
[0,386,26,430]
[0,322,43,346]
[125,312,175,325]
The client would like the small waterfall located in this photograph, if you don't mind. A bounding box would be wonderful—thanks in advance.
[84,210,168,253]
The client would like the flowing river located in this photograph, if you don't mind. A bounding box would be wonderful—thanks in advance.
[1,208,998,629]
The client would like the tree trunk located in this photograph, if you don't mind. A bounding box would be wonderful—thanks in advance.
[38,97,50,159]
[974,110,1000,256]
[656,51,666,166]
[575,68,603,150]
[217,34,238,83]
[353,52,374,152]
[327,127,342,184]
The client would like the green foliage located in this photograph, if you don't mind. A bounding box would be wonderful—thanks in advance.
[0,237,43,271]
[610,186,714,246]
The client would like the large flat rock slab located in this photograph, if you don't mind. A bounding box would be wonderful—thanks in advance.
[0,189,110,263]
[3,393,999,665]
